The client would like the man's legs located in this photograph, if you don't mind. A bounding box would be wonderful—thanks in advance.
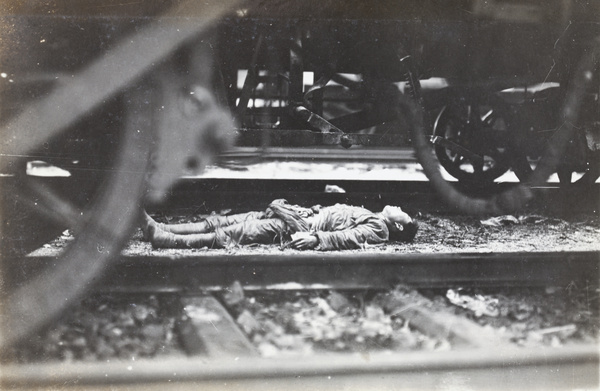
[148,217,288,249]
[141,210,267,238]
[148,224,217,248]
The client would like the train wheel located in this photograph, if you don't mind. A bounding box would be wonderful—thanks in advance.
[410,36,600,215]
[0,85,154,351]
[573,158,600,185]
[0,1,240,352]
[560,62,600,187]
[433,103,511,184]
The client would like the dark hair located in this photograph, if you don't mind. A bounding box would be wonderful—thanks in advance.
[389,221,419,243]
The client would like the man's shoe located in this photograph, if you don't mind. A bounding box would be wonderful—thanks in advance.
[148,224,178,248]
[140,210,164,241]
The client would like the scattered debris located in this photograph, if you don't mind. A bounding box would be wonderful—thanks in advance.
[326,291,352,314]
[528,324,577,341]
[324,184,346,193]
[223,280,245,306]
[183,305,222,322]
[480,214,568,227]
[518,215,552,224]
[6,283,599,363]
[480,215,520,227]
[228,290,448,355]
[435,287,599,348]
[237,310,261,335]
[446,289,500,317]
[7,295,179,363]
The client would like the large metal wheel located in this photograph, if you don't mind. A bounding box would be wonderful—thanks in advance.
[0,0,241,352]
[433,102,511,184]
[0,86,154,350]
[410,36,600,215]
[560,61,600,186]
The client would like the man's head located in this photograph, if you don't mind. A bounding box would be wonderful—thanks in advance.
[381,205,418,243]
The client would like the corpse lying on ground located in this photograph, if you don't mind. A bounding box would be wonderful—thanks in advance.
[142,199,418,251]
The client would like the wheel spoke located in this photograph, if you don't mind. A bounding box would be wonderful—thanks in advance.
[473,160,484,175]
[1,84,154,350]
[18,177,81,227]
[575,160,600,185]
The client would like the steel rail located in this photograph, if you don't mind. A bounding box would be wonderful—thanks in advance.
[8,251,599,293]
[3,251,598,390]
[2,346,597,390]
[219,146,419,162]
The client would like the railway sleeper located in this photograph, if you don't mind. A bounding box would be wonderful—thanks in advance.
[2,281,598,390]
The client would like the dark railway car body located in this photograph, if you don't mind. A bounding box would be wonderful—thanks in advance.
[2,0,598,156]
[212,1,599,187]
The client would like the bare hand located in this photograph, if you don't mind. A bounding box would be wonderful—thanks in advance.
[289,235,318,250]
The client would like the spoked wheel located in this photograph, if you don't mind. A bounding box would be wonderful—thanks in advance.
[0,0,240,352]
[573,157,600,185]
[508,84,600,187]
[559,63,600,187]
[433,102,511,184]
[410,36,600,215]
[0,86,154,351]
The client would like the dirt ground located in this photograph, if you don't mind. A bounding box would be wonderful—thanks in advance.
[129,211,600,255]
[31,209,600,257]
[16,209,600,363]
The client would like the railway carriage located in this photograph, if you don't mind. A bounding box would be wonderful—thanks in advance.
[0,0,599,352]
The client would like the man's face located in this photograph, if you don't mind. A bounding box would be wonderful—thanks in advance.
[382,205,412,228]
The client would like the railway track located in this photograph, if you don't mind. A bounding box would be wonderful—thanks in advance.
[2,170,598,391]
[2,250,598,390]
[7,251,599,292]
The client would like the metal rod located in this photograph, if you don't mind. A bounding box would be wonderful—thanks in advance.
[11,251,599,292]
[2,345,597,390]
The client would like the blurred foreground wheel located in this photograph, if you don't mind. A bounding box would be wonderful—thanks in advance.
[0,0,241,352]
[0,85,154,351]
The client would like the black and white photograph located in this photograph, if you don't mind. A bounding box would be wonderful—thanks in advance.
[0,1,599,389]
